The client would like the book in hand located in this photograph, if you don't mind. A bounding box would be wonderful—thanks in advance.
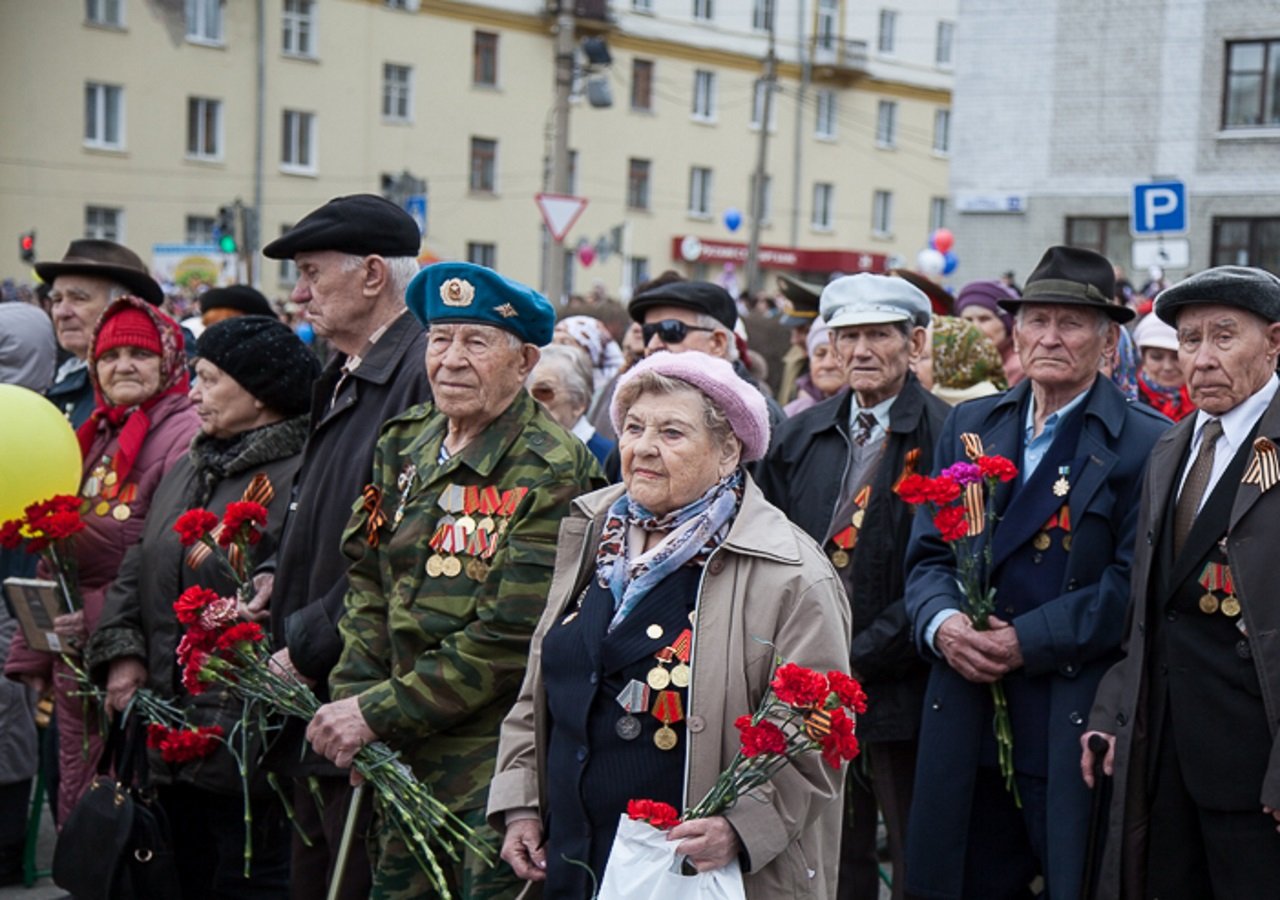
[3,578,65,653]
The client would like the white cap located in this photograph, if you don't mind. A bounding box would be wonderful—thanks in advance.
[1132,312,1179,351]
[820,273,931,329]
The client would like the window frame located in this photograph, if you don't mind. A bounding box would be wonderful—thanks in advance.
[86,0,124,27]
[816,0,837,51]
[877,8,897,55]
[815,88,837,139]
[936,20,955,67]
[627,157,652,210]
[1064,216,1130,262]
[185,0,224,45]
[876,99,897,148]
[750,79,777,131]
[382,63,413,123]
[933,108,951,155]
[631,59,654,111]
[84,82,125,150]
[470,137,498,193]
[751,0,774,33]
[750,172,773,225]
[693,0,713,22]
[929,196,947,232]
[1211,216,1280,270]
[473,31,499,87]
[692,69,717,122]
[186,96,223,161]
[688,166,713,217]
[186,215,216,245]
[812,182,835,230]
[1222,39,1280,129]
[872,189,893,236]
[466,242,497,268]
[280,109,317,173]
[85,206,123,241]
[282,0,316,58]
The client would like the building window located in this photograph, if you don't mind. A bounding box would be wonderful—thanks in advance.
[936,21,955,67]
[631,59,654,111]
[630,257,651,290]
[185,0,223,43]
[85,206,122,241]
[751,0,773,32]
[627,158,651,210]
[186,97,222,159]
[382,64,412,122]
[632,0,653,11]
[933,108,951,154]
[385,0,419,10]
[815,89,837,138]
[876,100,897,147]
[186,215,216,245]
[750,172,773,225]
[929,197,947,232]
[282,0,315,57]
[1223,40,1280,128]
[281,109,316,171]
[878,9,897,54]
[467,242,497,268]
[872,190,893,235]
[278,224,298,282]
[1064,216,1130,262]
[1212,217,1280,271]
[693,0,713,21]
[813,183,835,230]
[688,166,713,216]
[86,0,124,27]
[84,82,124,149]
[816,0,837,51]
[692,70,716,121]
[473,32,498,86]
[751,80,777,130]
[470,137,497,192]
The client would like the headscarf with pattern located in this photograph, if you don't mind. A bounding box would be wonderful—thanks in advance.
[558,316,625,390]
[930,315,1007,390]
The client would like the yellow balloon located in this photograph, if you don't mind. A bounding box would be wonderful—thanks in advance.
[0,384,83,522]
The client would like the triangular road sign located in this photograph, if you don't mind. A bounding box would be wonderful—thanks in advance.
[535,193,589,243]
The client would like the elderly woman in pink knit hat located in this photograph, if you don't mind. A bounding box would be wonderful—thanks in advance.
[489,351,852,899]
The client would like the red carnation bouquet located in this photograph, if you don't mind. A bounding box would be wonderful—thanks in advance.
[173,503,268,601]
[1,494,87,613]
[628,662,866,830]
[894,447,1021,803]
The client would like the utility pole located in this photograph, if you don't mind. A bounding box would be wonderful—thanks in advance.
[790,0,810,249]
[744,3,777,299]
[545,7,576,302]
[251,0,265,287]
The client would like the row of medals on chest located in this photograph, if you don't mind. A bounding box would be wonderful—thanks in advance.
[81,456,137,522]
[1197,560,1241,617]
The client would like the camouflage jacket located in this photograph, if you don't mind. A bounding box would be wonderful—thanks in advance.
[332,389,605,811]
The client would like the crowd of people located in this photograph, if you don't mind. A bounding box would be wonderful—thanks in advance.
[1,191,1278,900]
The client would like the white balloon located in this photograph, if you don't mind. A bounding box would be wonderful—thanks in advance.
[916,248,945,276]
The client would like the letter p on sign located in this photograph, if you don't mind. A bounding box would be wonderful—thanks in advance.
[1131,181,1187,235]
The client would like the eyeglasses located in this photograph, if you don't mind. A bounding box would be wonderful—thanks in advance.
[641,319,716,345]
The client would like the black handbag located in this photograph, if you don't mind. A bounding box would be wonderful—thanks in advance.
[52,716,182,900]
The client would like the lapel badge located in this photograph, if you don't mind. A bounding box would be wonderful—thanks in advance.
[1242,437,1280,492]
[1052,465,1071,498]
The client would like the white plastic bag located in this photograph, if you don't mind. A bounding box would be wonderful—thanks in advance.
[597,815,747,900]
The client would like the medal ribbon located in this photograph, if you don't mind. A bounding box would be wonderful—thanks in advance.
[186,474,275,570]
[437,484,465,513]
[670,628,692,663]
[651,690,683,725]
[616,680,650,714]
[1242,438,1280,492]
[963,481,985,537]
[479,486,501,515]
[361,485,387,548]
[804,708,833,740]
[892,447,922,492]
[1043,504,1072,533]
[960,432,986,461]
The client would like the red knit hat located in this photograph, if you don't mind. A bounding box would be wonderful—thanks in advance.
[94,307,163,358]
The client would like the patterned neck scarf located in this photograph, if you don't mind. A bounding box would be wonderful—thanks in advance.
[1138,374,1194,422]
[596,469,743,632]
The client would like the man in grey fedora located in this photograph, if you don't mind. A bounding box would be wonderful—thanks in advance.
[1084,266,1280,899]
[35,239,165,426]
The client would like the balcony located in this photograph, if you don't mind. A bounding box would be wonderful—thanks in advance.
[546,0,613,23]
[813,37,869,75]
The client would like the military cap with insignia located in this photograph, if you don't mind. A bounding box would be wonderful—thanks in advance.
[776,274,824,328]
[406,261,556,346]
[262,193,421,259]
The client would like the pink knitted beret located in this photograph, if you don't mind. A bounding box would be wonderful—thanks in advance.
[610,351,771,462]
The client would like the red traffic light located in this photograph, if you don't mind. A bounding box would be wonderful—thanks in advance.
[19,231,35,263]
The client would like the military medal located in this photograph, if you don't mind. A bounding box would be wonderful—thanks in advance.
[668,629,693,688]
[465,558,490,582]
[616,680,649,741]
[1221,595,1241,617]
[647,647,674,690]
[829,485,870,569]
[1033,532,1051,551]
[112,504,132,522]
[1199,593,1220,614]
[103,470,118,487]
[851,509,865,530]
[94,500,110,517]
[1052,465,1071,498]
[651,690,683,751]
[393,463,417,528]
[426,523,448,577]
[646,624,664,640]
[494,487,528,537]
[477,486,501,534]
[1197,562,1240,616]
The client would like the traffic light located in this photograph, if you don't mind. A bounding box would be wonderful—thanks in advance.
[19,230,35,264]
[216,206,237,253]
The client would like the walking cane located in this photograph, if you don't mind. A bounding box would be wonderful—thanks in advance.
[1079,734,1110,900]
[326,783,365,900]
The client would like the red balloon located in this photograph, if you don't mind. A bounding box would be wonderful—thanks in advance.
[578,245,596,267]
[932,228,954,254]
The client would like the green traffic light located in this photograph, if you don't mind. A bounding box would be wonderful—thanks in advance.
[219,234,237,253]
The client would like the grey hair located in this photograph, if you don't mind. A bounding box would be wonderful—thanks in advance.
[614,370,741,454]
[1014,305,1111,336]
[690,311,739,362]
[106,284,132,302]
[533,344,593,410]
[336,253,421,297]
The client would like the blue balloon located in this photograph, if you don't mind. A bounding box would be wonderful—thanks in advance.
[723,208,742,232]
[942,251,959,276]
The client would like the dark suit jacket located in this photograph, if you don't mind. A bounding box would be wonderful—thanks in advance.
[903,377,1168,900]
[1089,385,1280,900]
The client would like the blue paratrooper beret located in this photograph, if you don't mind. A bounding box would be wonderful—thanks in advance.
[406,262,556,346]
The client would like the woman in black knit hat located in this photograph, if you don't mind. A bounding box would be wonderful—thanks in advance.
[86,316,319,900]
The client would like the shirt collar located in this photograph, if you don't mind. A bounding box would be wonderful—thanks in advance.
[572,416,596,442]
[1024,384,1091,442]
[851,393,897,433]
[1191,374,1279,449]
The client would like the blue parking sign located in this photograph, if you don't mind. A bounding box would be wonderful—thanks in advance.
[1131,181,1186,235]
[404,193,427,236]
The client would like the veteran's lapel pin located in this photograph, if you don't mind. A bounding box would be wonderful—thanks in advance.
[1242,437,1280,492]
[1052,465,1071,498]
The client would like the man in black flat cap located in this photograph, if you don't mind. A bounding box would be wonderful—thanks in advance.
[1084,266,1280,900]
[253,193,432,900]
[198,284,277,327]
[35,239,165,426]
[903,246,1168,900]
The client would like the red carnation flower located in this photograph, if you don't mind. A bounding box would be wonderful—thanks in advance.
[218,502,268,548]
[0,519,23,550]
[933,505,969,542]
[771,662,829,708]
[146,724,224,763]
[826,671,868,714]
[977,455,1018,483]
[736,717,788,758]
[214,622,264,654]
[924,476,963,505]
[45,495,82,515]
[895,474,932,506]
[626,798,681,830]
[44,510,85,541]
[181,653,211,696]
[819,708,861,769]
[174,586,220,626]
[173,509,219,547]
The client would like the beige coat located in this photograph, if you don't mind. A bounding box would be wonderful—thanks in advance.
[487,476,851,898]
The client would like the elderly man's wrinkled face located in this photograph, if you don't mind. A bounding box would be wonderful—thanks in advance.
[1176,304,1280,416]
[50,275,116,359]
[641,305,726,359]
[426,323,536,427]
[619,388,739,517]
[833,322,925,407]
[290,251,368,344]
[528,362,585,431]
[1014,305,1115,395]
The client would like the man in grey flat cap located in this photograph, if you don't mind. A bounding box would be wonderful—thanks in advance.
[1084,266,1280,899]
[255,194,432,900]
[759,273,948,900]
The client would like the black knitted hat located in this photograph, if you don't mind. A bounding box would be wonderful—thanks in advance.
[196,316,320,416]
[198,284,275,317]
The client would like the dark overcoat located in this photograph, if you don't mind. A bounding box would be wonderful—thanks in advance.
[903,377,1167,900]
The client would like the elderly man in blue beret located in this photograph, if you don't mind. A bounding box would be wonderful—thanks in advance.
[1084,266,1280,899]
[307,262,606,898]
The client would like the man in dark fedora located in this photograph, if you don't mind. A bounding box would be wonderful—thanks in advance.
[1083,266,1280,899]
[903,246,1169,899]
[253,194,432,900]
[35,239,165,425]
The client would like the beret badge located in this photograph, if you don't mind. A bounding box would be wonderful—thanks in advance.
[440,278,476,308]
[495,303,519,319]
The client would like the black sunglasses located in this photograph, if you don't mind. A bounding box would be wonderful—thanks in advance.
[641,319,717,345]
